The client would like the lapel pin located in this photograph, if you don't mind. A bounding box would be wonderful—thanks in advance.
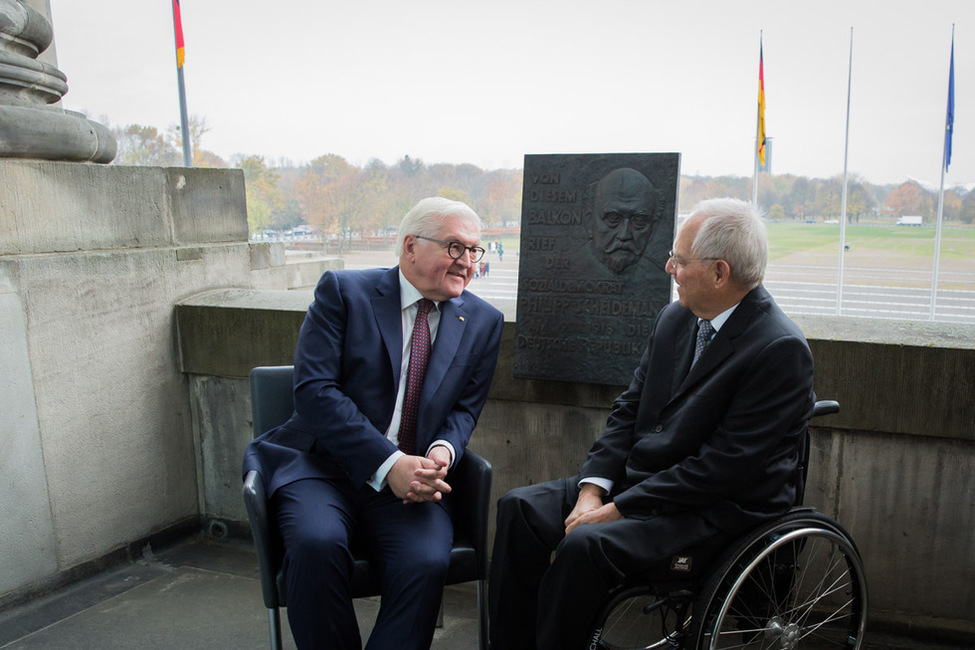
[458,316,465,321]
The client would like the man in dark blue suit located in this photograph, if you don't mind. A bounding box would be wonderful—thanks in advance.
[489,198,816,650]
[244,197,504,649]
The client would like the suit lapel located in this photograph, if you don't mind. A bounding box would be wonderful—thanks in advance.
[671,317,697,395]
[671,286,767,401]
[371,267,404,386]
[421,296,467,403]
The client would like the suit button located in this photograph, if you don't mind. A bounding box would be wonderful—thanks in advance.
[654,424,663,432]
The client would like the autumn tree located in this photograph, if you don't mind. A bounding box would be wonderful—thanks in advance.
[112,124,181,166]
[294,154,361,247]
[813,177,842,219]
[483,169,523,225]
[941,189,962,221]
[960,191,975,224]
[845,177,877,222]
[436,187,473,206]
[235,155,288,236]
[884,181,934,220]
[790,177,811,220]
[168,115,226,167]
[112,115,225,167]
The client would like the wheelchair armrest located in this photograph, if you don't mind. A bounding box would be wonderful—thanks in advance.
[449,449,493,578]
[242,469,283,609]
[812,400,840,418]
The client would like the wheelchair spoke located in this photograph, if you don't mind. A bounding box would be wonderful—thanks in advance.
[693,518,867,650]
[590,586,692,650]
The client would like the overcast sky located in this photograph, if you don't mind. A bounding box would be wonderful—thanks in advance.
[47,1,973,188]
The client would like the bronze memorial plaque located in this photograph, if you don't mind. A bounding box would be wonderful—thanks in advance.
[514,153,679,385]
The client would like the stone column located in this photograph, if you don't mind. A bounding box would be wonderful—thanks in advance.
[0,0,115,162]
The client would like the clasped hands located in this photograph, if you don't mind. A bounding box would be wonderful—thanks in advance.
[389,445,453,504]
[564,483,622,534]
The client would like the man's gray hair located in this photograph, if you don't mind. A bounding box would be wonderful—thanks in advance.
[689,198,768,290]
[396,197,482,257]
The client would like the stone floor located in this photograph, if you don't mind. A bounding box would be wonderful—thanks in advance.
[0,532,968,649]
[0,534,482,650]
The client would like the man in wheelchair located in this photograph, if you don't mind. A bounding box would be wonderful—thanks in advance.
[489,198,817,649]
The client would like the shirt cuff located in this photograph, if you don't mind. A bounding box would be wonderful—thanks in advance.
[579,477,613,495]
[368,450,405,492]
[427,440,456,468]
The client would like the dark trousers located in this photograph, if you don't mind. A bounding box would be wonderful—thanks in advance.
[488,477,725,650]
[272,478,453,650]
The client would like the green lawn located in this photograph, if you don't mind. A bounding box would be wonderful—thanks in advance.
[767,223,975,262]
[498,223,975,266]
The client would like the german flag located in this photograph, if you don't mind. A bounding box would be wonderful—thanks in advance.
[757,40,766,167]
[173,0,185,68]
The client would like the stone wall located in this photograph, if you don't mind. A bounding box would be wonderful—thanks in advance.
[0,161,337,602]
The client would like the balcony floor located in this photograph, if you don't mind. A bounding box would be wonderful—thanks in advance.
[0,534,481,649]
[0,533,963,649]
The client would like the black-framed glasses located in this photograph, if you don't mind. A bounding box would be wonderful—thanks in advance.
[414,235,486,263]
[668,249,717,268]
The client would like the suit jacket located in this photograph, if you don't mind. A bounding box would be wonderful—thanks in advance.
[243,266,504,496]
[580,285,815,534]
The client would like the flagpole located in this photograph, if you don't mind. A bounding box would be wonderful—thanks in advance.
[930,24,954,320]
[752,31,764,207]
[172,0,192,167]
[837,27,853,314]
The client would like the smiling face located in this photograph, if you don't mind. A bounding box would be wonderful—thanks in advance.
[666,214,720,319]
[401,214,480,301]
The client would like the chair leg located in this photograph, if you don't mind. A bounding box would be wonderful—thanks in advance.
[477,579,489,650]
[268,607,283,650]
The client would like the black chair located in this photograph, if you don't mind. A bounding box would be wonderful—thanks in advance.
[242,365,491,650]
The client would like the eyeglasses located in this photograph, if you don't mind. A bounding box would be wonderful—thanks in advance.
[668,249,718,268]
[414,235,486,263]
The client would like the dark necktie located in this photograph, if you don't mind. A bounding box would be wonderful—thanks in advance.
[692,319,715,367]
[398,299,433,455]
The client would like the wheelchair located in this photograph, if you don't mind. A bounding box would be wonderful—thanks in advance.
[588,401,868,650]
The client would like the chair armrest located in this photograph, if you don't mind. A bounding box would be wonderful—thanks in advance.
[242,469,282,609]
[450,449,493,579]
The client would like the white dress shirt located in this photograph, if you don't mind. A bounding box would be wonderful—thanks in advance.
[367,270,456,491]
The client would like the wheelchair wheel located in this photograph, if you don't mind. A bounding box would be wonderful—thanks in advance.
[690,511,867,650]
[588,584,693,650]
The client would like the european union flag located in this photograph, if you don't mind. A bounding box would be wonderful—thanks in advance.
[945,36,954,171]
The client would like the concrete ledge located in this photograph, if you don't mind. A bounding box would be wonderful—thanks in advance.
[791,314,975,441]
[0,161,246,255]
[176,289,310,378]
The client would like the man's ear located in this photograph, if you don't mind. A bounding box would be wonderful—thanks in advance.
[403,235,416,260]
[713,259,732,287]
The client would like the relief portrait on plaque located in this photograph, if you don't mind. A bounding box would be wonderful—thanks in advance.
[585,167,666,275]
[515,153,679,386]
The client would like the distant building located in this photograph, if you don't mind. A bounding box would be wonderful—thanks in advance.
[759,138,773,173]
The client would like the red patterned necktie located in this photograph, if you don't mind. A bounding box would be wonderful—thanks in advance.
[398,298,433,455]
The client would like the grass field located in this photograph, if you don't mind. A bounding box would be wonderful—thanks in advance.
[496,224,975,264]
[767,223,975,262]
[492,223,974,291]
